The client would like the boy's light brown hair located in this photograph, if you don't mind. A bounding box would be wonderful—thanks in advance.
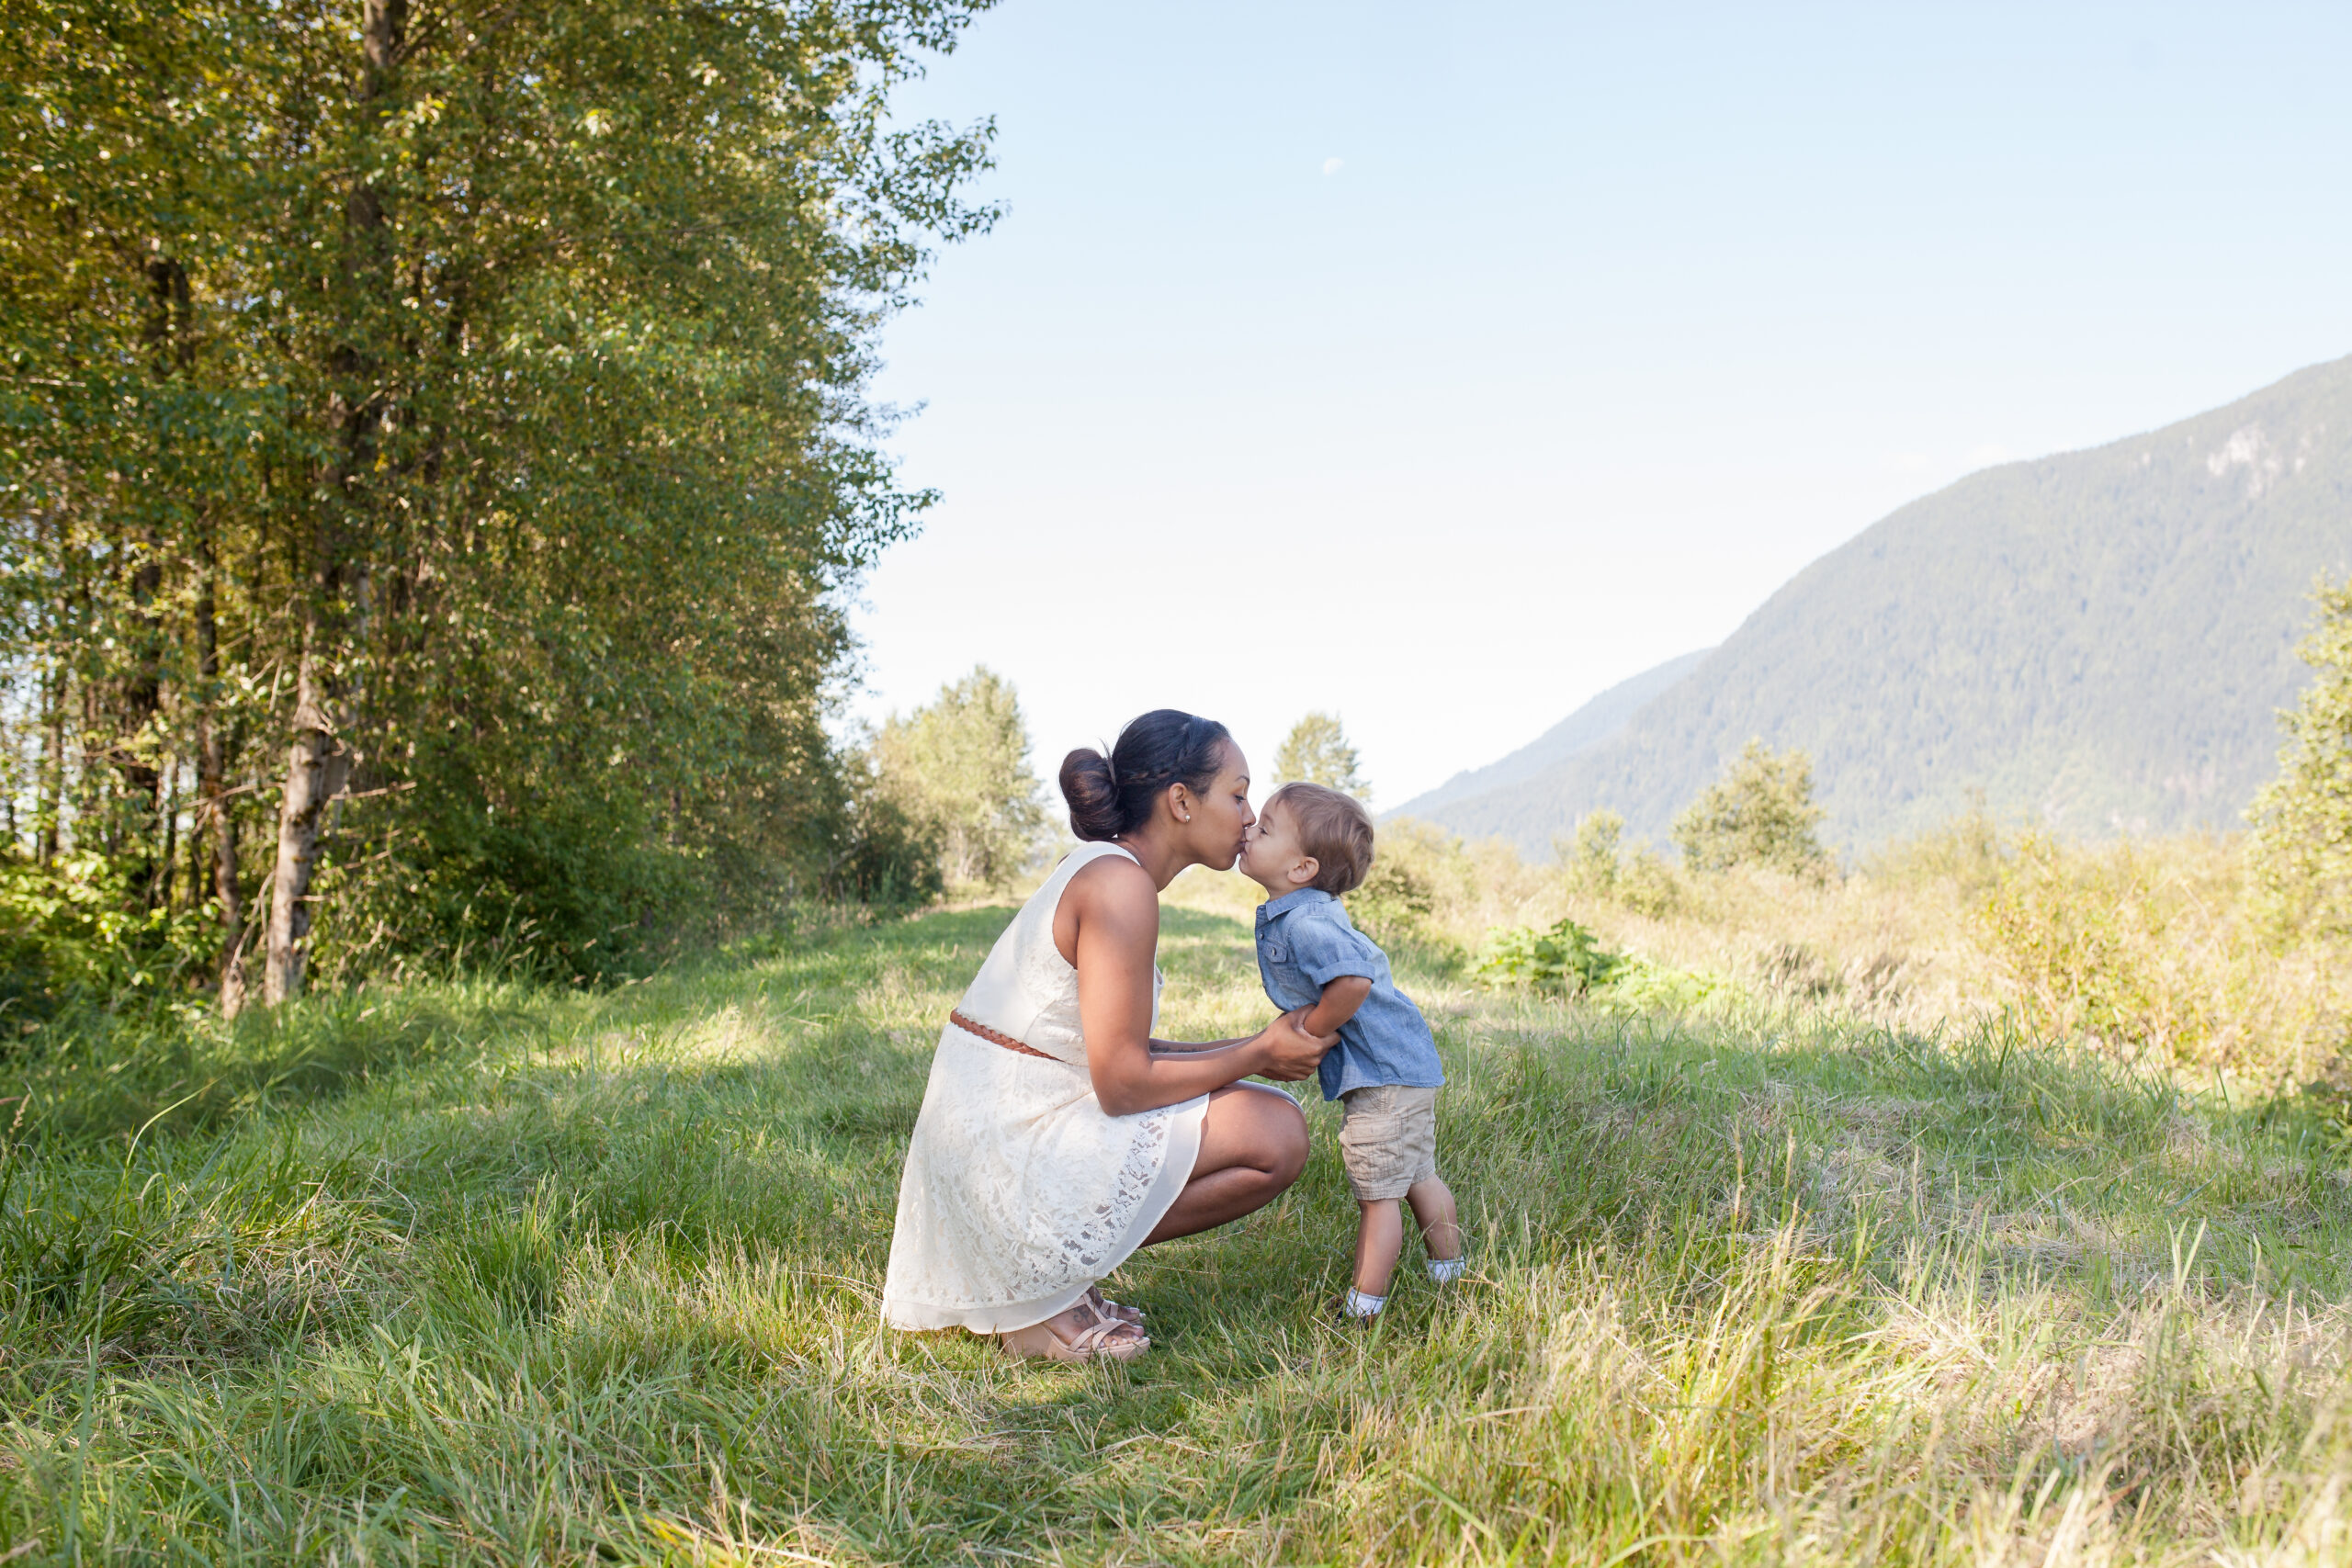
[1267,782,1376,895]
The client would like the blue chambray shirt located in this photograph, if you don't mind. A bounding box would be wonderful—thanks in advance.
[1253,887,1444,1101]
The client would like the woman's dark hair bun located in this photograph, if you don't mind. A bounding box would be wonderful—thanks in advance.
[1059,709,1234,841]
[1058,747,1124,841]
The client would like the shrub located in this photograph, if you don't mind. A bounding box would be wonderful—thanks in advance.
[1597,958,1737,1013]
[1556,810,1624,893]
[0,853,213,1030]
[1962,832,2346,1068]
[1472,917,1625,995]
[825,782,946,910]
[1348,855,1438,948]
[2249,574,2352,939]
[1616,844,1687,918]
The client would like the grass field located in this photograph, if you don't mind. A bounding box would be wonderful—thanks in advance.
[6,900,2352,1565]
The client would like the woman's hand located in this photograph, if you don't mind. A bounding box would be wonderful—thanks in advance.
[1251,1010,1338,1082]
[1064,856,1340,1114]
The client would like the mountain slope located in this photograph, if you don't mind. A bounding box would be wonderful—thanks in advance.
[1389,649,1712,822]
[1412,354,2352,854]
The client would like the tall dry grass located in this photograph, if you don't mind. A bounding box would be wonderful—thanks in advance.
[1172,812,2352,1087]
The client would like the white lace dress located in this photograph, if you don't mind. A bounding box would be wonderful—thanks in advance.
[881,841,1209,1334]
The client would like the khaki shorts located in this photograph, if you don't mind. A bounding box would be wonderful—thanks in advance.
[1337,1084,1441,1201]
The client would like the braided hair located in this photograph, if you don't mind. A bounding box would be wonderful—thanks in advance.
[1059,710,1234,841]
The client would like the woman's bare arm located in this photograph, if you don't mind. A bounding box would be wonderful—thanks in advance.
[1060,856,1333,1115]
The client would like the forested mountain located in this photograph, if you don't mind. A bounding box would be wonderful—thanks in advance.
[1391,650,1710,819]
[1408,355,2352,855]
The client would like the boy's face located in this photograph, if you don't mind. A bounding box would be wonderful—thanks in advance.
[1239,800,1320,897]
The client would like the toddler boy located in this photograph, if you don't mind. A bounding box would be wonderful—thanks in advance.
[1239,782,1463,1321]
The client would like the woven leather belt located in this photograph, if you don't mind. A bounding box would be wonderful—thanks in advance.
[948,1009,1058,1062]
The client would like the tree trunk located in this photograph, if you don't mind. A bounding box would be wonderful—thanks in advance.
[258,0,406,1008]
[37,654,63,863]
[115,254,194,903]
[215,791,247,1017]
[156,760,179,909]
[263,631,349,1006]
[34,505,65,863]
[194,536,246,1015]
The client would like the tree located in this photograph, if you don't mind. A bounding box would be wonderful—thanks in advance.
[871,667,1045,891]
[1672,739,1829,875]
[1274,712,1369,800]
[1,0,999,1004]
[2249,575,2352,937]
[1556,809,1624,892]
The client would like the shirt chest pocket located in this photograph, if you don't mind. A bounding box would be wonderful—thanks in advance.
[1263,942,1289,964]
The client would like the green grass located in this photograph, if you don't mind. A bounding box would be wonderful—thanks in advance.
[4,904,2352,1564]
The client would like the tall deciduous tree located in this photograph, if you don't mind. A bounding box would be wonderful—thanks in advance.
[1274,712,1369,800]
[871,666,1044,891]
[1672,739,1829,875]
[2,0,997,1004]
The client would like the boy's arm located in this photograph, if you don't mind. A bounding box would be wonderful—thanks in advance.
[1302,976,1373,1037]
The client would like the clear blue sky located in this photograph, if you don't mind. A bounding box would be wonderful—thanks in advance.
[853,0,2352,807]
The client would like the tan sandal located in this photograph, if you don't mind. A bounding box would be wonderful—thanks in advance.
[999,1298,1149,1363]
[1087,1285,1144,1326]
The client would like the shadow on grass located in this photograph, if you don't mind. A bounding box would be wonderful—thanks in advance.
[8,903,2352,1562]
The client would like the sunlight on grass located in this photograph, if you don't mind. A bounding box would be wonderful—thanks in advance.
[4,905,2352,1562]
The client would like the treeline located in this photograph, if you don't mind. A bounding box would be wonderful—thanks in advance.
[1,0,996,1018]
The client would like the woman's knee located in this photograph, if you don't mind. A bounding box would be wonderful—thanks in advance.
[1203,1085,1309,1185]
[1257,1095,1309,1185]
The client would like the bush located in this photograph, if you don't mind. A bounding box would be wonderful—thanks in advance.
[1471,917,1625,995]
[1964,831,2343,1067]
[824,784,946,910]
[0,853,213,1031]
[1616,845,1686,918]
[1348,856,1438,947]
[2249,574,2352,939]
[1555,810,1624,893]
[1596,958,1737,1013]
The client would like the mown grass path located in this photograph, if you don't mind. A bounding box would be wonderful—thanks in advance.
[4,907,2351,1565]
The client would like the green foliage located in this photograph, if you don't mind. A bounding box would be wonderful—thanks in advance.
[1471,916,1625,995]
[0,854,210,1025]
[824,763,948,910]
[2250,575,2352,938]
[1595,957,1737,1012]
[1866,790,2007,900]
[1557,808,1625,891]
[7,906,2344,1563]
[1616,843,1687,918]
[1274,712,1369,800]
[1968,831,2280,1063]
[1673,739,1830,875]
[0,0,997,999]
[1345,855,1439,950]
[869,666,1045,891]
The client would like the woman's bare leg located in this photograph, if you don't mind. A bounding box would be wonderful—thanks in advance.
[1000,1088,1305,1356]
[1141,1084,1309,1246]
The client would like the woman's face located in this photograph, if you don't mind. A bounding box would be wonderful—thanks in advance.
[1175,742,1257,871]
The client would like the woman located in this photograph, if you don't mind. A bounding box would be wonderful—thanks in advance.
[880,709,1333,1361]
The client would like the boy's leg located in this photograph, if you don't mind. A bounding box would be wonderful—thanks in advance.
[1352,1199,1404,1300]
[1407,1177,1463,1275]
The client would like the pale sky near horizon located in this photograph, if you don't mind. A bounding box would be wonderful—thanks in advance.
[848,1,2352,807]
